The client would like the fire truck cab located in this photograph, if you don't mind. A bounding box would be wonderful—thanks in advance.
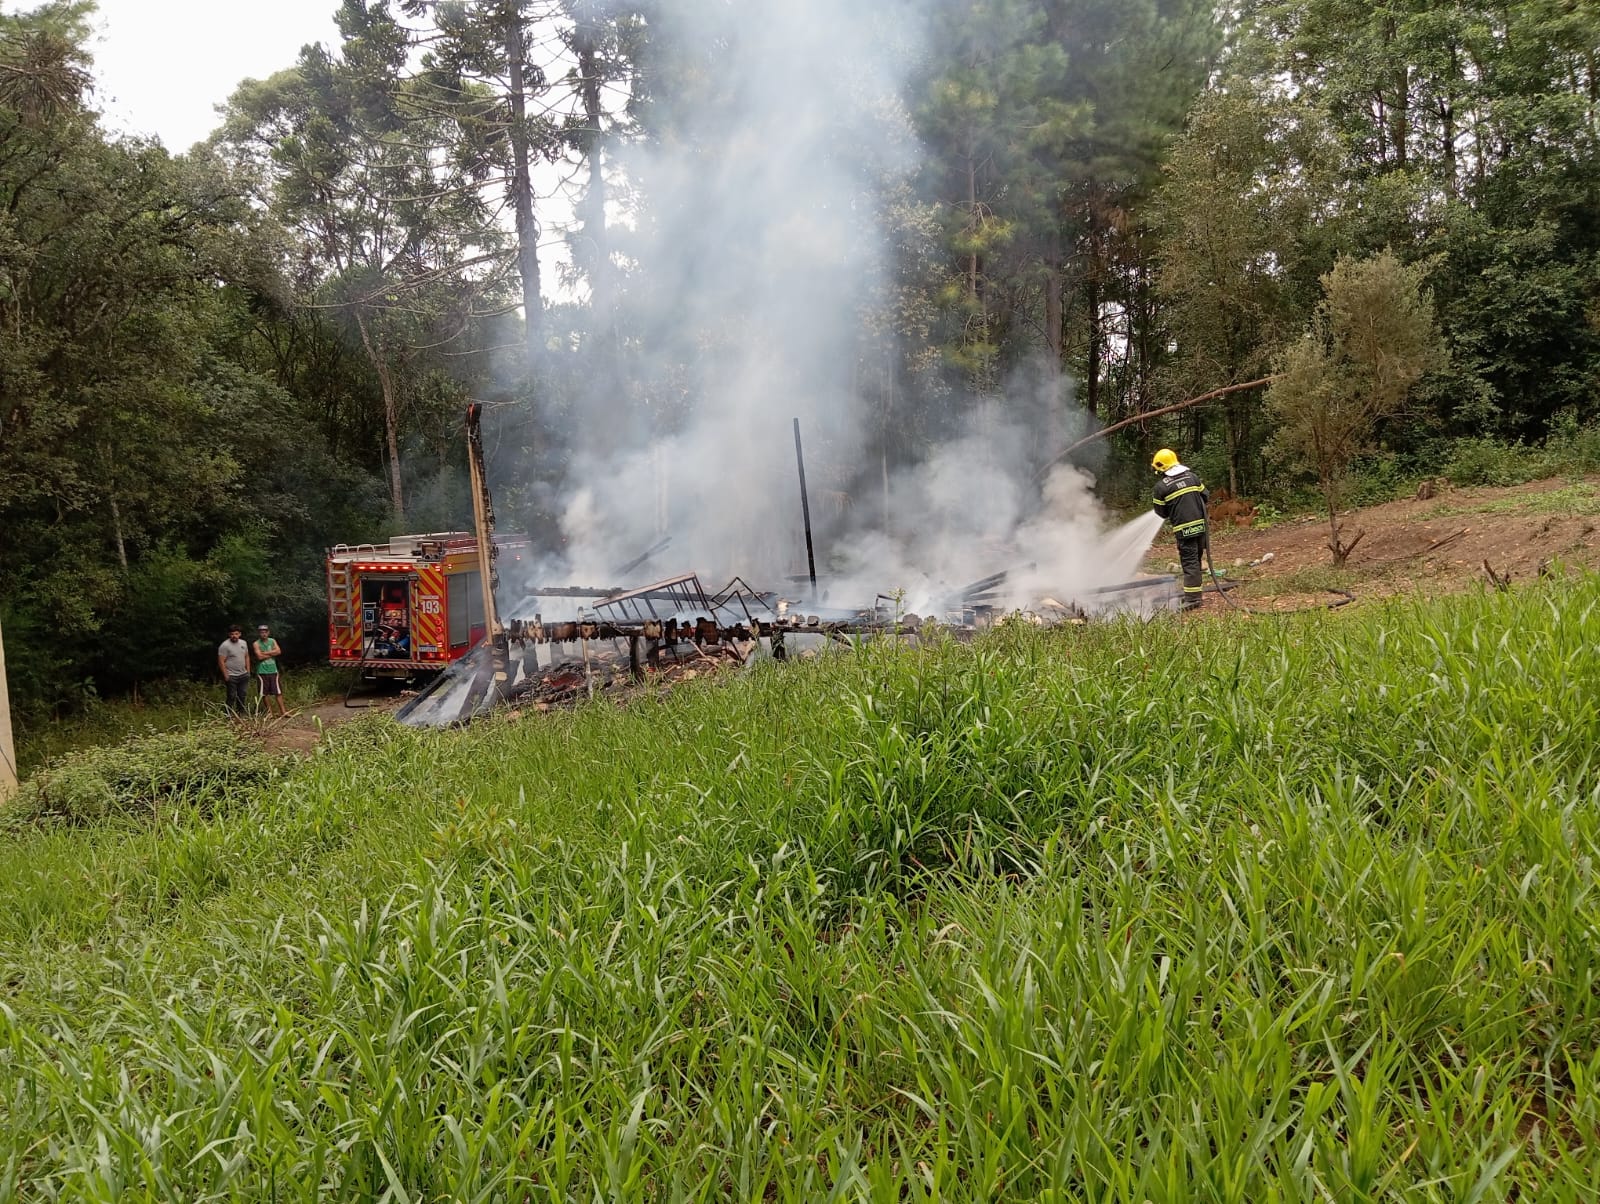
[326,531,531,677]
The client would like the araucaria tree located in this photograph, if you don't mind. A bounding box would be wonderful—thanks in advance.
[1267,250,1443,564]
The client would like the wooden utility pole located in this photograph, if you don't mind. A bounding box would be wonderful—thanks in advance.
[0,614,17,802]
[464,404,509,701]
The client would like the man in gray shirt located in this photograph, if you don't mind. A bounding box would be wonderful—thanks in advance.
[217,624,252,716]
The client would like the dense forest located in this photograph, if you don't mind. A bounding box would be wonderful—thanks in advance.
[2,0,1597,714]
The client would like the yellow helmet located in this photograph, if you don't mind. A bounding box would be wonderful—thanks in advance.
[1151,448,1178,473]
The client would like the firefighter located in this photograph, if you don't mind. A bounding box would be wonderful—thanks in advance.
[1151,448,1209,611]
[373,584,410,658]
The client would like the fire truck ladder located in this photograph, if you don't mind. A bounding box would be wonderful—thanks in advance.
[330,560,383,709]
[328,561,355,629]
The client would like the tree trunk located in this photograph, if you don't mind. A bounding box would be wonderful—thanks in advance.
[505,11,545,381]
[1440,97,1457,197]
[1322,473,1363,564]
[965,156,979,304]
[355,309,405,522]
[1132,250,1152,415]
[1391,65,1410,169]
[1044,250,1064,369]
[573,5,608,314]
[1326,490,1344,565]
[109,491,128,570]
[1223,408,1240,497]
[1085,274,1102,419]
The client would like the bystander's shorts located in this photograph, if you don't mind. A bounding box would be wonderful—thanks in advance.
[258,672,283,697]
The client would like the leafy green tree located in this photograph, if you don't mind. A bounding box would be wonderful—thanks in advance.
[1,3,408,713]
[911,0,1216,427]
[217,2,510,522]
[912,0,1067,395]
[403,0,571,386]
[1153,91,1333,493]
[1267,250,1445,562]
[0,0,91,120]
[1048,0,1219,420]
[558,0,642,315]
[0,14,246,706]
[1234,0,1600,444]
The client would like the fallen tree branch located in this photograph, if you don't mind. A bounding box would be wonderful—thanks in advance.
[1036,375,1283,482]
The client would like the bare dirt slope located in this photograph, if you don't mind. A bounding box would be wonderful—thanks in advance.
[1146,475,1600,612]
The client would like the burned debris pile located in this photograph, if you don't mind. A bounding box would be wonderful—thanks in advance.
[394,567,1178,729]
[503,636,751,713]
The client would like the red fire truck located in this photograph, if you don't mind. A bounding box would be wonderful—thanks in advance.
[325,531,531,677]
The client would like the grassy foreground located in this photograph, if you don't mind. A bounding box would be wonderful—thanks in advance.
[3,582,1600,1201]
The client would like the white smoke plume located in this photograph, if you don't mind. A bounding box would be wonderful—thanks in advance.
[506,0,1164,615]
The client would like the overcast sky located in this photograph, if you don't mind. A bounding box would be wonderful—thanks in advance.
[90,0,339,149]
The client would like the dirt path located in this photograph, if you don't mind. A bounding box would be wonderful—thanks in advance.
[1145,475,1600,612]
[252,691,407,756]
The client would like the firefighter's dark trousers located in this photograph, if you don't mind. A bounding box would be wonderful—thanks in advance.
[1176,534,1206,609]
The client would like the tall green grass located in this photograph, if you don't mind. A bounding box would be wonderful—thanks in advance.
[3,580,1600,1199]
[14,666,351,775]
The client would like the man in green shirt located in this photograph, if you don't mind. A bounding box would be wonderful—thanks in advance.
[253,623,290,718]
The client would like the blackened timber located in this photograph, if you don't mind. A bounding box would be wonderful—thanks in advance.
[504,615,925,647]
[956,563,1036,601]
[521,585,624,598]
[793,418,818,597]
[1085,575,1178,596]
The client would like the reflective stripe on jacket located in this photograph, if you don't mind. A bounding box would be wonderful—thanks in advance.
[1153,465,1209,538]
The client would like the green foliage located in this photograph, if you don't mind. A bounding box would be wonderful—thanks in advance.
[1342,451,1416,506]
[5,726,277,828]
[1232,0,1600,447]
[1153,91,1331,492]
[1268,250,1446,559]
[2,584,1600,1194]
[910,0,1218,408]
[214,24,509,524]
[0,65,266,711]
[1444,437,1554,489]
[1250,500,1286,528]
[1444,421,1600,489]
[0,9,479,717]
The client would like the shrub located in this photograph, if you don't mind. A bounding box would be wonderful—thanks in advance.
[1442,436,1551,487]
[1545,414,1600,475]
[5,726,277,827]
[1345,451,1411,505]
[1441,422,1600,488]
